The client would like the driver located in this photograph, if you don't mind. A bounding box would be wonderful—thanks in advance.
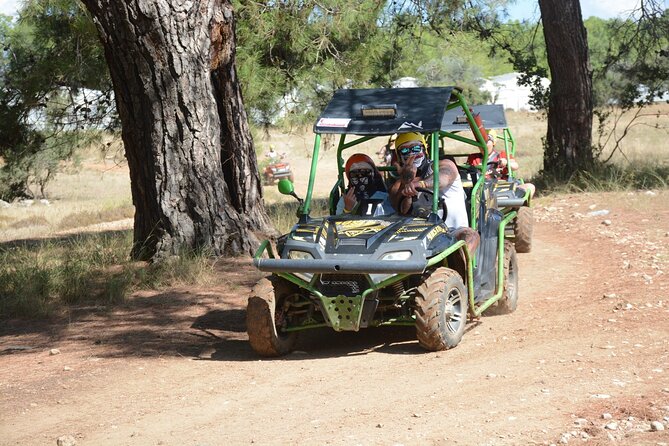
[467,129,536,198]
[466,129,507,178]
[389,132,479,253]
[337,153,394,216]
[266,144,279,161]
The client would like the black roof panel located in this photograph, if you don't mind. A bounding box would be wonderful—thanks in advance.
[441,104,508,132]
[314,87,455,135]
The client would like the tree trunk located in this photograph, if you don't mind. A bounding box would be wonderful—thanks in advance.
[81,0,272,260]
[539,0,594,179]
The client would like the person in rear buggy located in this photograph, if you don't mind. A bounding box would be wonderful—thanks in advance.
[336,153,395,216]
[466,129,536,199]
[389,132,479,253]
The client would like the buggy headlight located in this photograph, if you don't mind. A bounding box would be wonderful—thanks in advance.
[288,250,314,260]
[381,251,412,261]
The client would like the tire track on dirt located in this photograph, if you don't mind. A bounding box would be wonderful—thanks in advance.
[1,214,668,445]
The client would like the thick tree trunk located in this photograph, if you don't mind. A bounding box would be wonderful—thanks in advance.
[539,0,594,179]
[81,0,272,260]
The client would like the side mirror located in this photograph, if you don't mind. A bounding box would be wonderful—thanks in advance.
[277,178,294,195]
[278,178,303,206]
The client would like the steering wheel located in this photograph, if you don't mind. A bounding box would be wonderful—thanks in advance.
[485,159,505,179]
[414,187,447,221]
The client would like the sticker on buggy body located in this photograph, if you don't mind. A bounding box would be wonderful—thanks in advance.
[398,121,423,131]
[317,118,351,128]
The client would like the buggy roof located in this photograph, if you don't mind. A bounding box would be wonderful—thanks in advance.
[441,104,508,132]
[313,87,454,135]
[313,87,508,136]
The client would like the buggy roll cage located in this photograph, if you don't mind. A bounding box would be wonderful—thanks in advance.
[300,87,516,227]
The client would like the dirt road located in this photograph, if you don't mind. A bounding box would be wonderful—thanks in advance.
[1,191,668,446]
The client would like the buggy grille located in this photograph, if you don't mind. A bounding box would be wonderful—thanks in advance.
[315,274,370,297]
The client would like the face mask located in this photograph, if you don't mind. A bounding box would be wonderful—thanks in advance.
[349,169,374,199]
[401,151,425,169]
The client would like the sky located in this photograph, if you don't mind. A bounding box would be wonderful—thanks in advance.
[0,0,18,17]
[0,0,665,19]
[506,0,656,21]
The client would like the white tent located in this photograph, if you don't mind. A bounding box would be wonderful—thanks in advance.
[480,72,550,112]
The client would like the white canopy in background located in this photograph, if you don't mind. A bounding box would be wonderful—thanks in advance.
[480,72,550,112]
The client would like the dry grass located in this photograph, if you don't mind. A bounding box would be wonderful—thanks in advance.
[58,204,134,230]
[0,231,218,319]
[505,102,669,179]
[0,156,132,241]
[9,215,50,229]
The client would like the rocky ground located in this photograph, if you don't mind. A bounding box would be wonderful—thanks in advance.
[1,190,668,446]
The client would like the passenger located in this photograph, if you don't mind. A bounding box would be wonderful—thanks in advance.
[337,153,394,216]
[376,135,395,166]
[466,129,536,198]
[389,132,479,253]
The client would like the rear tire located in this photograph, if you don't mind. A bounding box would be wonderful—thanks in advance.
[415,267,468,351]
[246,277,298,357]
[491,241,519,314]
[514,206,533,253]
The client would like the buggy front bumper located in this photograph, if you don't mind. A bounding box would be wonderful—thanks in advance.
[253,258,427,274]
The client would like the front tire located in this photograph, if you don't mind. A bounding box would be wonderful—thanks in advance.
[514,206,533,253]
[246,277,298,357]
[415,267,468,351]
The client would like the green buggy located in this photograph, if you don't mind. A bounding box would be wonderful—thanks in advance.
[248,87,520,357]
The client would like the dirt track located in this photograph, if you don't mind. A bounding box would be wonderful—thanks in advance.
[1,191,669,446]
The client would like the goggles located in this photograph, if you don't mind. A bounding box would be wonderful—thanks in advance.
[349,168,373,179]
[398,145,424,157]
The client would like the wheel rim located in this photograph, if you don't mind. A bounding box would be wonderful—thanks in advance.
[444,287,464,333]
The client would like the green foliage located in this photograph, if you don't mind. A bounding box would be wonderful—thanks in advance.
[0,231,216,319]
[234,0,506,127]
[235,1,395,127]
[0,0,514,195]
[0,0,113,200]
[417,55,490,103]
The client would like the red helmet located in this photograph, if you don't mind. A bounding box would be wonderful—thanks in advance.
[345,153,376,179]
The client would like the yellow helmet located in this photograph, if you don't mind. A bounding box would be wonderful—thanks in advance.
[487,129,498,142]
[394,132,427,148]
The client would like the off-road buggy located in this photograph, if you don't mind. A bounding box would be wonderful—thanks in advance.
[248,87,521,357]
[262,156,294,185]
[453,104,534,253]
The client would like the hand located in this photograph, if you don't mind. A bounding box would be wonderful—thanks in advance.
[397,155,417,184]
[400,182,418,197]
[344,187,357,211]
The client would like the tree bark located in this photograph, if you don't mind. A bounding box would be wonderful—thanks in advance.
[539,0,594,179]
[80,0,272,260]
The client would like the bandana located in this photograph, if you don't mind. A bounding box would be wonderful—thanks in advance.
[348,162,376,200]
